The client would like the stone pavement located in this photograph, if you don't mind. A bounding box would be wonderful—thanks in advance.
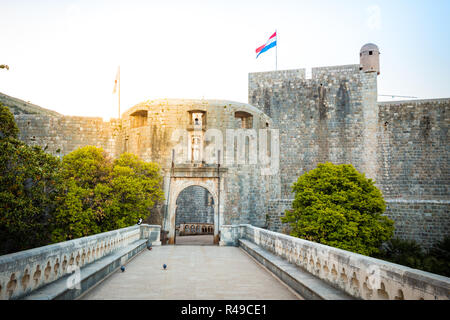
[175,235,215,245]
[80,244,302,300]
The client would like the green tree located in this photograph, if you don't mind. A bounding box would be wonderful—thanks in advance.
[0,106,164,252]
[282,162,394,256]
[61,145,111,188]
[105,153,164,230]
[51,147,164,242]
[0,104,62,254]
[0,103,19,139]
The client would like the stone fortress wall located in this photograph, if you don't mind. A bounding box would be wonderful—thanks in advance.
[14,114,123,159]
[249,64,378,198]
[8,43,449,249]
[1,92,123,159]
[377,99,449,246]
[249,65,449,248]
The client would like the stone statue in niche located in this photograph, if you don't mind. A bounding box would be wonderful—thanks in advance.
[192,112,203,128]
[190,112,204,162]
[191,134,202,162]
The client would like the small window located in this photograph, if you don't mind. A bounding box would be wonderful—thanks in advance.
[235,111,253,129]
[369,51,373,55]
[188,110,206,126]
[130,110,148,128]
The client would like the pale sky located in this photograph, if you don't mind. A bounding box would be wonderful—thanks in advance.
[1,0,449,120]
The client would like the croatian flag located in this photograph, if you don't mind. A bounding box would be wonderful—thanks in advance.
[256,31,277,58]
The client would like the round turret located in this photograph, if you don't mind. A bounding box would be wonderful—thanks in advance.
[359,43,380,75]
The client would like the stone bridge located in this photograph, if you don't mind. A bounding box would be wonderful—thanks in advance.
[0,224,448,300]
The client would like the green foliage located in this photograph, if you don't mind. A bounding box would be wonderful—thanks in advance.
[107,153,164,229]
[282,162,394,256]
[0,111,62,254]
[0,107,164,253]
[61,145,111,188]
[375,237,450,277]
[51,148,164,242]
[0,103,19,139]
[374,238,425,269]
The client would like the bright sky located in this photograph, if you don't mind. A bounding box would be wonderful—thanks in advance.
[1,0,449,120]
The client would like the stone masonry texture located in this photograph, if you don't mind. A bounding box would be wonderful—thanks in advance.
[175,185,214,225]
[248,67,449,249]
[10,63,449,249]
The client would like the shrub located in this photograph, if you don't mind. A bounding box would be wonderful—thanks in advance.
[0,105,165,253]
[375,237,450,277]
[375,238,426,269]
[0,103,19,139]
[282,162,394,256]
[0,105,62,254]
[51,147,164,241]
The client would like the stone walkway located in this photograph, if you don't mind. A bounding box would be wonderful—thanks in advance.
[175,234,214,245]
[80,244,302,300]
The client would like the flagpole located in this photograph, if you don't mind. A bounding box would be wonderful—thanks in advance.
[275,29,278,71]
[118,66,121,120]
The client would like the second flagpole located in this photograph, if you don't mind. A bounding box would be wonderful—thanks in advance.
[118,66,121,120]
[276,29,277,71]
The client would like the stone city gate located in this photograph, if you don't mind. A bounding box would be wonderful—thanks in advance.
[163,166,227,245]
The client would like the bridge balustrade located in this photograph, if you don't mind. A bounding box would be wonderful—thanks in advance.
[0,224,160,300]
[220,224,450,300]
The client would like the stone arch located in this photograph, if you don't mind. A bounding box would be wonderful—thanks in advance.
[165,178,220,244]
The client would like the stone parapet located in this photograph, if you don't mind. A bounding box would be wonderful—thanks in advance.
[221,224,450,300]
[0,224,160,300]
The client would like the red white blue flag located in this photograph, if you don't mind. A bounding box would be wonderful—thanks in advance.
[256,31,277,58]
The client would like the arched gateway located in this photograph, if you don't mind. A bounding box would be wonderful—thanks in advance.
[120,99,275,245]
[164,166,226,244]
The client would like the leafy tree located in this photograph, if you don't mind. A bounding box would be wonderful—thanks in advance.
[282,162,394,256]
[375,238,425,269]
[61,145,111,188]
[375,237,450,277]
[0,105,165,253]
[105,153,164,230]
[51,147,164,241]
[0,103,19,139]
[0,104,62,254]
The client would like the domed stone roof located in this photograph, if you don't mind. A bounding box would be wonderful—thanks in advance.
[360,43,379,53]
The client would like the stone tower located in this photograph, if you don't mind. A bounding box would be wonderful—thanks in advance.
[359,43,380,75]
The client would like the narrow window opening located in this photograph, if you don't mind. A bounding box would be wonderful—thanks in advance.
[130,110,148,128]
[235,111,253,129]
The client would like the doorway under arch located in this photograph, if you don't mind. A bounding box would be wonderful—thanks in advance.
[164,170,223,245]
[175,185,215,245]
